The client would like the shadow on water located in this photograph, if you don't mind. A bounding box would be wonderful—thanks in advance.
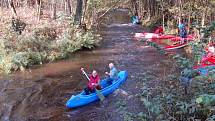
[0,9,172,121]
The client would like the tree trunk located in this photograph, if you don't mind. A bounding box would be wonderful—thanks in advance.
[162,14,165,32]
[5,0,9,8]
[161,0,165,32]
[60,0,64,9]
[134,0,138,15]
[187,3,191,34]
[74,0,83,25]
[65,0,71,15]
[37,0,42,21]
[64,0,67,12]
[51,0,56,19]
[188,12,191,34]
[178,0,182,24]
[147,0,151,18]
[201,9,206,27]
[8,0,17,17]
[92,8,97,27]
[1,0,2,7]
[81,0,87,24]
[1,0,4,9]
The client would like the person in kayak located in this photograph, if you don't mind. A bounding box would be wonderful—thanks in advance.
[154,26,164,34]
[178,20,187,38]
[82,69,101,95]
[105,63,118,85]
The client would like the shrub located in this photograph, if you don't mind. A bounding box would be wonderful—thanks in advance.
[33,27,57,41]
[0,25,100,73]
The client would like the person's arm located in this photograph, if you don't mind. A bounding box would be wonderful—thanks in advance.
[109,70,114,77]
[81,68,90,76]
[105,71,114,77]
[97,76,101,84]
[110,68,118,77]
[81,68,84,72]
[90,76,96,86]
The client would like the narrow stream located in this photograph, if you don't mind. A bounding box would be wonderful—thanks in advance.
[0,10,173,121]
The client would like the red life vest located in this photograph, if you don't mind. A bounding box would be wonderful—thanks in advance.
[154,26,164,34]
[88,74,100,90]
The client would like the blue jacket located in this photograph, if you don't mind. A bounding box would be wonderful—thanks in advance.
[110,67,118,80]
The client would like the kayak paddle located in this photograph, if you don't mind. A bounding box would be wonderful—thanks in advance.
[81,69,105,101]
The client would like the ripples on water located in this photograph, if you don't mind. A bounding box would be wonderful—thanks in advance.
[0,10,172,121]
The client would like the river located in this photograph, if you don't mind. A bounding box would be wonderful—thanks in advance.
[0,10,173,121]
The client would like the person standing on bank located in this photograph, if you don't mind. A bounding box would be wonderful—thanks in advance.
[178,20,187,38]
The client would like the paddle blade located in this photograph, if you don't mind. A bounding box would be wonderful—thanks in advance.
[95,89,105,101]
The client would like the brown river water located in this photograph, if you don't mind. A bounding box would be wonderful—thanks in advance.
[0,10,175,121]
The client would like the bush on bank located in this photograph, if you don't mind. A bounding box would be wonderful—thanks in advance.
[0,25,101,73]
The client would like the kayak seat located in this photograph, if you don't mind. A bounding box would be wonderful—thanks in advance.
[99,73,121,89]
[99,79,110,89]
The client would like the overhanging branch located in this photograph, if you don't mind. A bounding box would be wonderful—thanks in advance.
[97,0,122,19]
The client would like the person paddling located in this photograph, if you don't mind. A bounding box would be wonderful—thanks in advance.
[81,68,101,95]
[105,63,118,85]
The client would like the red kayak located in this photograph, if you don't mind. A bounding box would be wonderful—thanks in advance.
[196,46,215,68]
[193,55,215,69]
[134,32,175,40]
[134,26,174,40]
[195,56,215,69]
[202,56,215,64]
[164,35,194,50]
[192,45,215,75]
[169,35,194,41]
[193,63,215,69]
[148,35,195,50]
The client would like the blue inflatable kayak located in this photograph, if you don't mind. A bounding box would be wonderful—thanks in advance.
[66,71,128,108]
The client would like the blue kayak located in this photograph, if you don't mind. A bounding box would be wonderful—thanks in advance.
[66,71,128,108]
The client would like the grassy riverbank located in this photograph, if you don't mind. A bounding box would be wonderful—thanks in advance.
[0,12,101,73]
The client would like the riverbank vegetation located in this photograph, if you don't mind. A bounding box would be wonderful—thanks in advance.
[128,0,215,120]
[0,0,106,73]
[119,0,215,120]
[0,0,135,73]
[1,0,215,120]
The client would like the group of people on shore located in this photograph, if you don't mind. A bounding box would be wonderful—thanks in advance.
[154,20,188,38]
[82,63,118,95]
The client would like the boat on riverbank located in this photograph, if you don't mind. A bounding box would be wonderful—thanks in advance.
[134,32,175,40]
